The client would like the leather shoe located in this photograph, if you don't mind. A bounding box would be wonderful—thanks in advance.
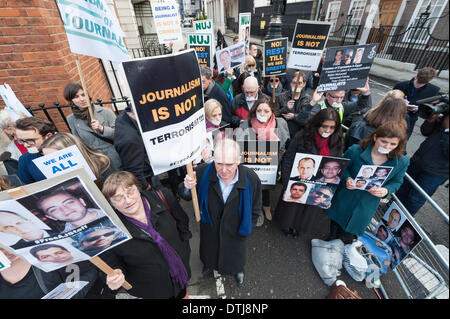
[234,272,244,287]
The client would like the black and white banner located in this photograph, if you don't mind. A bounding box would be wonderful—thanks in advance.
[122,50,206,175]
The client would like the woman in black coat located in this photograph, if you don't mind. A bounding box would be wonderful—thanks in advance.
[101,171,191,299]
[273,108,345,237]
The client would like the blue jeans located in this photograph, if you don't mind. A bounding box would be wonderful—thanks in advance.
[396,164,447,216]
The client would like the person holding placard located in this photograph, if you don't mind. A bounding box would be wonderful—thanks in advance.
[275,70,312,137]
[302,78,371,126]
[263,75,286,99]
[183,138,262,287]
[235,95,289,225]
[15,117,57,184]
[326,121,409,243]
[274,108,344,237]
[101,171,191,299]
[40,132,113,188]
[64,83,122,172]
[345,91,407,150]
[0,247,106,299]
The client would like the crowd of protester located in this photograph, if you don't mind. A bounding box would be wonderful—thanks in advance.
[0,37,447,299]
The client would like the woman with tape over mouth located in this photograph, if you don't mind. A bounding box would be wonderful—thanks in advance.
[273,107,344,238]
[235,95,289,227]
[64,83,122,172]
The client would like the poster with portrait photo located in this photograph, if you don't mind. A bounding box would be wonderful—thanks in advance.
[283,153,348,208]
[0,199,54,250]
[282,180,312,204]
[373,222,393,244]
[16,238,90,272]
[353,165,393,191]
[382,202,406,233]
[70,217,128,257]
[0,168,132,272]
[215,41,246,74]
[317,43,379,92]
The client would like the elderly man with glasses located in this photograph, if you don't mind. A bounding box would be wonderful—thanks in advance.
[295,78,371,129]
[15,117,56,184]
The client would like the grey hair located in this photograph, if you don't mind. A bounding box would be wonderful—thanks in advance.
[214,138,241,162]
[200,66,213,80]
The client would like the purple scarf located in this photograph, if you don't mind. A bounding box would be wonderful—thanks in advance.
[125,196,189,290]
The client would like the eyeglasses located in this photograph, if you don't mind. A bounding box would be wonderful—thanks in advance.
[247,64,256,67]
[328,94,345,101]
[84,231,116,242]
[315,191,331,199]
[320,124,336,130]
[16,137,42,146]
[110,186,137,205]
[269,79,280,83]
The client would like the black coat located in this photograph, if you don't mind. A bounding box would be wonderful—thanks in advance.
[102,188,191,299]
[274,129,344,234]
[193,163,262,275]
[114,112,153,190]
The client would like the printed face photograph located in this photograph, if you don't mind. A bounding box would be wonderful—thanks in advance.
[333,50,343,65]
[219,50,231,70]
[0,200,52,249]
[290,154,322,181]
[17,239,90,272]
[283,181,311,204]
[374,223,391,242]
[371,167,392,180]
[344,49,354,65]
[353,48,364,64]
[388,219,422,269]
[315,158,348,184]
[355,178,368,189]
[17,177,106,234]
[382,203,406,232]
[306,185,334,209]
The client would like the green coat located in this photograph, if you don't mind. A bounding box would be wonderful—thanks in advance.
[325,144,410,236]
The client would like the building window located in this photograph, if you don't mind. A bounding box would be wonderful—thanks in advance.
[403,0,448,43]
[134,1,153,35]
[345,0,367,37]
[325,1,341,32]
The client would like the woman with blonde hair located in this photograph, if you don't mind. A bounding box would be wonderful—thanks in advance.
[40,132,112,187]
[204,99,226,131]
[345,91,407,149]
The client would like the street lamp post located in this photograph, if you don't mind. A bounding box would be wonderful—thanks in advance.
[265,0,284,39]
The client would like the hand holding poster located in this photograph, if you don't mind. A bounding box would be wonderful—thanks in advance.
[32,145,97,181]
[0,169,131,273]
[55,0,130,62]
[187,33,213,69]
[263,37,288,77]
[151,0,183,44]
[122,49,206,175]
[215,41,246,74]
[283,153,349,208]
[318,43,379,92]
[287,20,331,71]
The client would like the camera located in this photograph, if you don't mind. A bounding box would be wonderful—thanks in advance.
[417,93,449,119]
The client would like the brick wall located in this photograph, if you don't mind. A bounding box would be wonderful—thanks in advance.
[0,0,113,132]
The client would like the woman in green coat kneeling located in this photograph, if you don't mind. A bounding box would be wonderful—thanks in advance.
[326,121,409,243]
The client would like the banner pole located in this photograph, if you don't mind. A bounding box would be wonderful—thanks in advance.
[272,76,276,104]
[74,55,95,121]
[6,186,131,291]
[186,162,201,222]
[90,256,132,290]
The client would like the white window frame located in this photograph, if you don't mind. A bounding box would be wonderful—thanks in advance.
[345,0,367,38]
[325,1,342,33]
[402,0,448,44]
